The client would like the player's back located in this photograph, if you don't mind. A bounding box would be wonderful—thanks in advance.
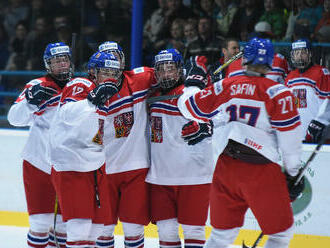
[209,74,300,134]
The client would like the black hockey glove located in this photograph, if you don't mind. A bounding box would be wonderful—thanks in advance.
[88,82,119,108]
[209,61,225,83]
[25,84,57,106]
[284,169,305,202]
[184,56,208,89]
[181,120,213,145]
[305,120,326,143]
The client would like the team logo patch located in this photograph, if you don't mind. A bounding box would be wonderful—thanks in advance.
[292,88,307,108]
[322,68,330,75]
[114,111,134,138]
[92,119,105,145]
[214,80,223,95]
[151,116,163,143]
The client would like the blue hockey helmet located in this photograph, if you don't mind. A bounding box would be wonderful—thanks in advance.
[98,41,125,70]
[43,42,73,81]
[154,49,184,89]
[92,52,122,84]
[291,39,312,69]
[243,37,274,68]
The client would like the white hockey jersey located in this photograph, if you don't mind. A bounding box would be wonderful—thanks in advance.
[97,67,157,174]
[285,65,330,140]
[146,84,214,186]
[7,76,63,174]
[50,77,106,172]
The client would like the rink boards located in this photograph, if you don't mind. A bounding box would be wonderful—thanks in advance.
[1,129,330,247]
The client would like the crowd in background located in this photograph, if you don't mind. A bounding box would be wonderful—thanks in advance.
[0,0,330,93]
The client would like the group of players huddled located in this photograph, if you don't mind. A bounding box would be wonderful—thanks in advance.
[7,36,330,248]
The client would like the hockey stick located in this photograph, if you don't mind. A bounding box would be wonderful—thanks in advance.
[53,195,60,248]
[242,126,330,248]
[146,52,244,104]
[213,51,243,75]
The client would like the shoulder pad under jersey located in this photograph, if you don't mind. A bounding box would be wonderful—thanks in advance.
[322,68,330,75]
[27,79,43,87]
[66,77,93,87]
[266,84,289,99]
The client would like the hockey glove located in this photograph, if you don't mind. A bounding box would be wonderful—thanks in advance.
[184,56,208,89]
[284,168,305,202]
[25,84,57,106]
[209,61,225,83]
[181,120,213,145]
[87,81,119,108]
[305,120,326,143]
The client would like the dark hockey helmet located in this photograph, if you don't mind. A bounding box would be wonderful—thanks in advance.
[98,41,125,70]
[154,48,184,89]
[291,39,312,69]
[43,42,73,81]
[243,37,274,69]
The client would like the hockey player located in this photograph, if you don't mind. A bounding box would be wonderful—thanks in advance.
[285,39,330,142]
[49,51,120,248]
[7,42,73,248]
[225,50,289,84]
[177,37,305,248]
[93,44,157,248]
[306,97,330,143]
[209,37,241,82]
[146,49,214,248]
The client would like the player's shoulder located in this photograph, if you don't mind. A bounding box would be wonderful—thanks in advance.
[264,81,291,99]
[311,65,330,75]
[124,66,154,77]
[66,77,93,88]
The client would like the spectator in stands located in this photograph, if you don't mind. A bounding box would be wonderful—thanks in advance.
[154,18,185,53]
[283,0,306,42]
[229,0,263,41]
[27,0,52,30]
[4,21,29,91]
[259,0,286,40]
[193,0,218,20]
[183,18,198,46]
[315,25,330,69]
[184,16,223,65]
[143,0,168,44]
[214,0,238,37]
[314,0,330,39]
[24,15,56,70]
[162,0,196,38]
[296,0,323,36]
[0,22,9,70]
[53,14,93,71]
[49,0,80,33]
[2,0,29,38]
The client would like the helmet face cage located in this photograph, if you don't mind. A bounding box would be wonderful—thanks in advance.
[154,49,183,89]
[291,40,312,69]
[44,42,73,81]
[155,61,183,89]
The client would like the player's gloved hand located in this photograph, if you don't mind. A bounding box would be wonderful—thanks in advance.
[25,84,57,106]
[88,79,119,107]
[181,120,213,145]
[284,168,305,202]
[305,120,326,143]
[209,61,224,83]
[184,56,208,89]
